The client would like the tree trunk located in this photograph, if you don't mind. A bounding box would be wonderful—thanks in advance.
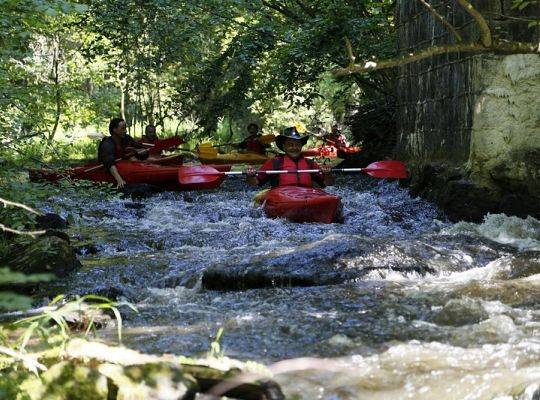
[48,36,61,144]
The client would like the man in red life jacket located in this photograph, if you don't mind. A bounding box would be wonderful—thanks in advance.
[98,118,149,188]
[325,123,348,148]
[246,126,334,187]
[238,123,269,155]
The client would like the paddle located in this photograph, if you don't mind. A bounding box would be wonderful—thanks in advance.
[178,160,407,185]
[141,136,184,154]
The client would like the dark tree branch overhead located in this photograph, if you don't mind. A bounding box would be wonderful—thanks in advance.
[261,0,304,23]
[418,0,463,42]
[334,0,539,77]
[293,0,316,17]
[457,0,492,47]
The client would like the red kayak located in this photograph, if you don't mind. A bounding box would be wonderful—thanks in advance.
[262,186,342,223]
[28,161,224,191]
[147,154,184,165]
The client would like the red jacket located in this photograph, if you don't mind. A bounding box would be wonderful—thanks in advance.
[240,135,268,155]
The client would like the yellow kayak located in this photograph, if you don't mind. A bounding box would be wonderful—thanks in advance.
[198,151,271,165]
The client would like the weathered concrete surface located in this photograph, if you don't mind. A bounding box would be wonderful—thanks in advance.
[202,234,511,291]
[395,0,540,221]
[469,54,540,214]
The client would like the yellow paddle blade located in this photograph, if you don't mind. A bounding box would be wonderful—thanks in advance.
[259,134,276,144]
[198,148,218,158]
[197,143,218,158]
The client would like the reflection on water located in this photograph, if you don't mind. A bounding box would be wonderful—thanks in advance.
[47,176,539,399]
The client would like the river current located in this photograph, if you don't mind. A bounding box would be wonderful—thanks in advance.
[49,176,540,399]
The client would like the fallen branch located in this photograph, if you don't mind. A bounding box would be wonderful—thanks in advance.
[209,357,343,397]
[0,197,43,216]
[0,224,46,238]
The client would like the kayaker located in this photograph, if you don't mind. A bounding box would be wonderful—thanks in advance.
[238,123,269,155]
[325,123,348,148]
[246,126,334,187]
[141,124,158,144]
[98,118,149,188]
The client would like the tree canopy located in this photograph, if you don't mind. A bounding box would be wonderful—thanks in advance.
[1,0,536,145]
[0,0,396,144]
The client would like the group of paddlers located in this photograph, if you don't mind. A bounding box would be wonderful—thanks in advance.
[98,118,348,190]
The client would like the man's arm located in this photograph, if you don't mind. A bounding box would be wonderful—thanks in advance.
[98,139,126,188]
[109,165,126,188]
[246,159,274,186]
[98,138,117,170]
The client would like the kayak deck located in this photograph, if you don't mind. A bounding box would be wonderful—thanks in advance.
[261,186,342,224]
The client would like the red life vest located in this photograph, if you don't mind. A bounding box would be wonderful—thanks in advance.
[276,155,314,188]
[245,137,265,154]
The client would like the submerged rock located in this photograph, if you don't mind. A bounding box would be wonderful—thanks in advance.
[432,298,489,326]
[121,183,163,199]
[36,213,69,230]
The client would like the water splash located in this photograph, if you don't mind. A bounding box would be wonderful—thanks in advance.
[444,213,540,251]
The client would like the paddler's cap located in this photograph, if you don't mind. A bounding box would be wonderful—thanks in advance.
[276,126,309,151]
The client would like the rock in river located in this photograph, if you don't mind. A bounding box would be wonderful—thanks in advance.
[202,234,442,291]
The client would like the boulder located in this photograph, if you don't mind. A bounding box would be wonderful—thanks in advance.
[202,235,439,291]
[0,234,81,278]
[36,213,69,230]
[432,298,489,326]
[201,233,514,291]
[0,339,285,400]
[408,163,500,222]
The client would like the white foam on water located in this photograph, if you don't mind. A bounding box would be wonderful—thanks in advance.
[445,214,540,251]
[277,339,540,400]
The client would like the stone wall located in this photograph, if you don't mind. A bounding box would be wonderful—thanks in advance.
[395,0,540,221]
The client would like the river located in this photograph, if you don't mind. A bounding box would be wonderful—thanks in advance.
[49,175,540,399]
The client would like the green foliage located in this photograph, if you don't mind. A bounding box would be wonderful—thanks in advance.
[0,0,398,147]
[0,0,106,146]
[0,295,136,390]
[208,327,225,358]
[13,294,136,347]
[0,268,53,311]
